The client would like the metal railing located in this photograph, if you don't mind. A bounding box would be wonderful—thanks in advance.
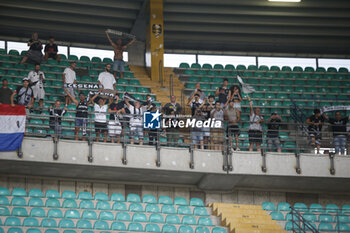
[290,206,319,233]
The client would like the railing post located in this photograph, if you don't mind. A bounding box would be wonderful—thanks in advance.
[295,151,301,174]
[16,145,23,158]
[189,146,194,169]
[156,130,161,167]
[87,139,93,163]
[122,131,127,165]
[329,152,335,175]
[261,148,267,173]
[52,137,59,160]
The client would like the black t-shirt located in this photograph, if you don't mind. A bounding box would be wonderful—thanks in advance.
[76,100,88,118]
[218,87,229,104]
[308,115,325,132]
[191,101,201,116]
[49,108,66,124]
[328,117,349,136]
[164,102,182,115]
[267,118,281,138]
[109,103,118,120]
[28,39,42,51]
[0,87,12,104]
[44,43,58,53]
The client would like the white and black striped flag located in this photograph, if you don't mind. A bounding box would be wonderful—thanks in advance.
[237,75,256,94]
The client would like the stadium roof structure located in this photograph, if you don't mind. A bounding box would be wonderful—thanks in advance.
[1,0,350,57]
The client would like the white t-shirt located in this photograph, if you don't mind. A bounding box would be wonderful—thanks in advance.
[128,105,143,125]
[28,71,45,88]
[63,67,76,84]
[94,104,108,123]
[98,71,116,90]
[249,113,263,131]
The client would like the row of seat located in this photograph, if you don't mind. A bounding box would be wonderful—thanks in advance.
[0,189,204,206]
[0,225,226,233]
[262,202,350,213]
[270,211,350,223]
[284,221,350,232]
[0,49,117,64]
[0,200,209,215]
[179,62,349,73]
[0,206,210,220]
[0,215,214,227]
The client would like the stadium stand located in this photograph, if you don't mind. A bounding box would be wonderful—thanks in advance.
[0,187,228,233]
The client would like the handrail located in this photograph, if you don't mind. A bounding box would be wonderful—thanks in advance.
[159,59,164,88]
[169,73,174,97]
[290,206,319,233]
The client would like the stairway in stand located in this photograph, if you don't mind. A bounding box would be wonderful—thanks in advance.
[210,203,287,233]
[129,66,184,107]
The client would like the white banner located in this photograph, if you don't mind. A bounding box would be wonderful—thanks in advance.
[321,105,350,113]
[237,75,256,94]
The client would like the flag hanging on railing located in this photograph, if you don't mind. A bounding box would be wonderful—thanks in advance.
[237,75,256,94]
[0,104,26,151]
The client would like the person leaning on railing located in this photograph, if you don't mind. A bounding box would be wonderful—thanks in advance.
[49,100,67,140]
[247,96,264,152]
[210,101,225,151]
[90,94,109,143]
[323,111,350,155]
[306,109,324,154]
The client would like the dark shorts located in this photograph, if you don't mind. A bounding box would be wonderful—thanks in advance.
[249,130,262,143]
[48,53,58,59]
[227,125,240,136]
[95,122,107,133]
[75,118,88,127]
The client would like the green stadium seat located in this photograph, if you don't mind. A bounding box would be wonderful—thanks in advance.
[111,221,127,230]
[177,206,192,215]
[281,66,292,72]
[258,86,270,92]
[14,63,26,69]
[125,86,137,92]
[265,72,276,78]
[65,209,80,219]
[59,219,75,228]
[247,65,256,70]
[242,71,253,77]
[0,206,10,216]
[254,72,264,78]
[304,67,315,72]
[162,205,176,214]
[260,79,270,85]
[112,202,127,211]
[212,227,226,233]
[190,198,204,207]
[116,86,124,92]
[159,196,173,204]
[78,191,93,200]
[23,217,39,227]
[307,87,318,93]
[174,197,188,206]
[262,202,275,211]
[198,217,213,226]
[195,227,210,233]
[311,73,322,79]
[28,198,44,207]
[303,213,317,222]
[270,211,284,221]
[300,73,311,79]
[129,79,141,85]
[30,208,45,217]
[191,63,201,69]
[77,220,92,229]
[79,200,94,209]
[146,204,160,213]
[128,222,143,232]
[327,67,337,73]
[11,197,26,206]
[90,57,101,62]
[80,210,97,220]
[277,202,291,211]
[8,228,24,233]
[277,73,288,78]
[289,73,299,79]
[0,196,9,205]
[316,67,326,72]
[41,218,57,228]
[62,199,77,208]
[124,72,134,78]
[133,213,148,222]
[225,64,235,70]
[202,64,212,69]
[129,203,143,212]
[68,55,78,61]
[318,222,334,231]
[184,70,195,75]
[179,225,194,233]
[236,65,246,70]
[80,56,90,62]
[7,70,19,76]
[62,230,76,233]
[193,207,209,216]
[211,84,221,90]
[197,70,207,76]
[0,56,10,61]
[182,216,196,225]
[188,76,200,82]
[309,203,324,213]
[166,215,180,224]
[326,204,339,213]
[12,188,26,197]
[150,213,164,223]
[5,217,21,226]
[295,86,306,93]
[214,64,224,69]
[127,193,141,202]
[99,211,114,220]
[146,223,161,233]
[12,207,28,216]
[336,223,350,232]
[342,205,350,213]
[94,192,109,201]
[186,83,196,89]
[219,71,230,76]
[47,209,63,218]
[138,87,150,93]
[162,224,177,233]
[207,70,218,76]
[116,212,131,221]
[179,63,190,68]
[1,62,13,68]
[293,66,303,72]
[0,48,6,54]
[9,49,20,56]
[96,201,110,210]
